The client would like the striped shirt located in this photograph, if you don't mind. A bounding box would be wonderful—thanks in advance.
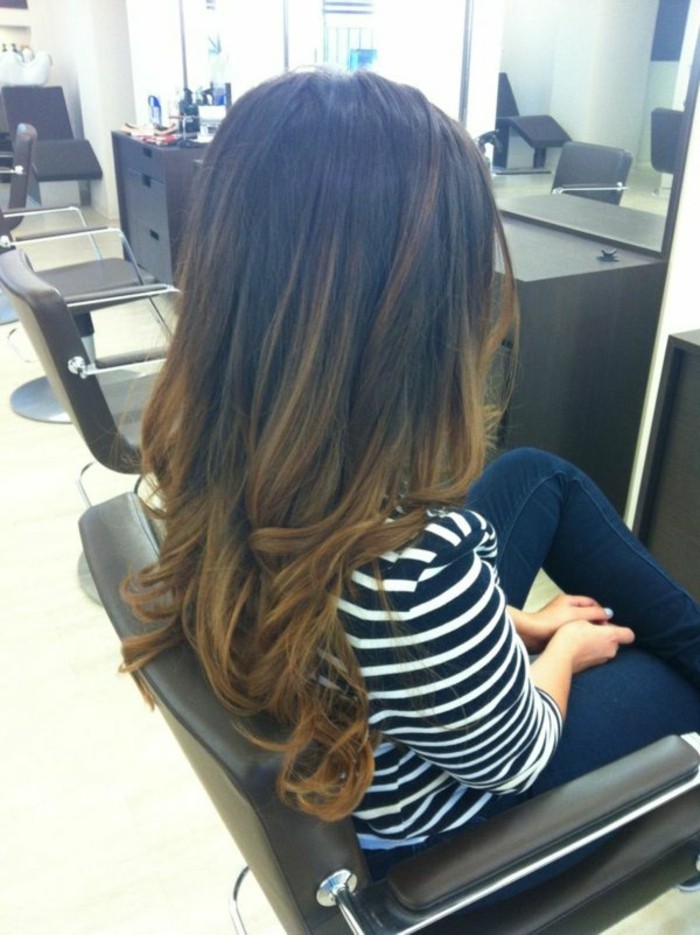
[339,508,563,851]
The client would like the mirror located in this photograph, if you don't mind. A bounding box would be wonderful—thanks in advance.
[469,0,700,257]
[174,1,698,259]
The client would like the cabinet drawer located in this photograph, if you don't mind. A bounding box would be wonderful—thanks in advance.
[117,138,166,181]
[124,168,168,233]
[129,219,173,283]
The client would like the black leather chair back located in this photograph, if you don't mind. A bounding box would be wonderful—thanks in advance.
[552,141,633,205]
[497,72,520,118]
[651,107,684,174]
[2,85,75,139]
[0,246,143,471]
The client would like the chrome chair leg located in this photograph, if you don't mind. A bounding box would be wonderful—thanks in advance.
[228,865,251,934]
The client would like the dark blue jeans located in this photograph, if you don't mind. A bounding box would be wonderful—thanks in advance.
[467,447,700,799]
[365,448,700,881]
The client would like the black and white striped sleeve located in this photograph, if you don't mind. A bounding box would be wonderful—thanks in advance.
[340,510,563,796]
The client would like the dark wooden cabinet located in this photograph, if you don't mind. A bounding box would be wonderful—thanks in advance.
[634,330,700,601]
[497,216,667,515]
[111,132,204,283]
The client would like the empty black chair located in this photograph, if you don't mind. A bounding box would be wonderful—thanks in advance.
[1,190,173,423]
[1,122,99,241]
[0,122,112,327]
[651,107,684,175]
[551,141,633,205]
[1,85,102,202]
[0,245,171,481]
[494,73,570,171]
[78,488,700,934]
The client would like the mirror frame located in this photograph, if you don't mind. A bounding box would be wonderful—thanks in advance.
[460,2,700,260]
[662,19,700,258]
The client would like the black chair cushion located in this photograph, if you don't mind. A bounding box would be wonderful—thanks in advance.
[32,138,103,181]
[42,258,156,303]
[499,115,570,149]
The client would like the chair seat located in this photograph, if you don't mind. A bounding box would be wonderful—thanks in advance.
[33,138,103,181]
[500,114,570,149]
[42,259,157,305]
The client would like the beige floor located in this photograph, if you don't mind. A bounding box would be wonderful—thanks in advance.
[1,201,697,934]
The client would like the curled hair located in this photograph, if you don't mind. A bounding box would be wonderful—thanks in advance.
[122,69,516,820]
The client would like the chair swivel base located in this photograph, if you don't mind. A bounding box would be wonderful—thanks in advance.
[10,376,70,423]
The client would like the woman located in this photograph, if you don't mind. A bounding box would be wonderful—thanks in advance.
[123,68,700,883]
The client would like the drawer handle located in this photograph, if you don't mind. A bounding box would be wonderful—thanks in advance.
[141,146,153,159]
[141,174,152,188]
[149,230,160,241]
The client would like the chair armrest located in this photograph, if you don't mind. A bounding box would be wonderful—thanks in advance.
[552,183,627,195]
[95,348,167,370]
[324,734,700,934]
[65,282,178,310]
[12,224,123,247]
[68,348,167,380]
[12,223,112,244]
[3,204,93,228]
[13,224,145,276]
[387,734,700,912]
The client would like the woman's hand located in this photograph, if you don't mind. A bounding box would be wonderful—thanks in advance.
[548,619,636,674]
[530,619,635,717]
[509,594,613,653]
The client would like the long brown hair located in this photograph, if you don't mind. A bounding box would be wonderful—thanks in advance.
[122,68,516,821]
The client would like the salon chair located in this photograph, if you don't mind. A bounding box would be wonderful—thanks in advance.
[1,189,172,424]
[1,123,103,243]
[78,488,700,934]
[651,108,684,196]
[551,142,633,205]
[0,244,172,497]
[1,85,102,204]
[493,73,570,173]
[0,122,116,328]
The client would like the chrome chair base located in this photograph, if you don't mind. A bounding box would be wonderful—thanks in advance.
[10,375,69,423]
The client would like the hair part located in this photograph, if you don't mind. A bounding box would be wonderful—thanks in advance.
[122,68,516,821]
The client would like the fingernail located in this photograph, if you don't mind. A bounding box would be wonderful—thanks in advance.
[604,607,614,618]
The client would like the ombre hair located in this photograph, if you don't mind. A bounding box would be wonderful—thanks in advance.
[122,68,516,821]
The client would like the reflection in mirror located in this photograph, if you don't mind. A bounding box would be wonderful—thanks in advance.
[478,0,700,256]
[284,0,468,120]
[179,0,229,98]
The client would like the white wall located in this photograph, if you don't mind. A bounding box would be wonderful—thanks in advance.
[125,0,182,127]
[373,0,467,119]
[286,0,323,69]
[462,0,503,139]
[216,0,285,101]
